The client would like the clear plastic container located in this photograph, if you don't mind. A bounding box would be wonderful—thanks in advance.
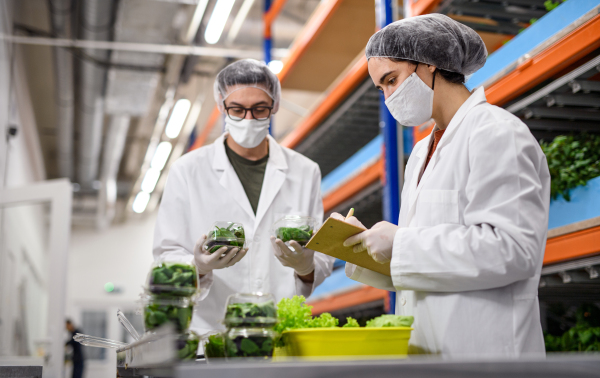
[201,332,226,362]
[224,327,277,359]
[176,331,200,361]
[146,259,198,297]
[272,215,317,246]
[223,293,277,328]
[73,333,127,349]
[205,221,246,254]
[141,295,194,333]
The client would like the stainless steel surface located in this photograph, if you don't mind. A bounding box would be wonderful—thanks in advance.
[0,366,43,378]
[176,355,600,378]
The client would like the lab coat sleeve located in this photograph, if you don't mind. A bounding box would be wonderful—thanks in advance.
[153,161,214,299]
[295,164,336,297]
[345,263,396,292]
[391,119,550,292]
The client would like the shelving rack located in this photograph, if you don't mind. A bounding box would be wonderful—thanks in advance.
[284,0,600,318]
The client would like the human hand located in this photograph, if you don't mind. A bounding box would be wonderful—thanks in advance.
[330,212,366,229]
[270,236,315,276]
[342,221,400,263]
[194,235,248,275]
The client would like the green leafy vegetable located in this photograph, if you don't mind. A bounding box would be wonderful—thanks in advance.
[144,303,193,332]
[276,226,314,246]
[274,296,313,334]
[177,335,199,360]
[204,334,225,358]
[225,335,274,358]
[541,134,600,201]
[307,312,338,328]
[544,0,565,11]
[545,305,600,352]
[206,224,245,253]
[225,301,277,327]
[343,317,360,328]
[365,314,414,328]
[149,262,197,296]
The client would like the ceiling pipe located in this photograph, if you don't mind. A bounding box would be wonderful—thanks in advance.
[48,0,75,180]
[97,114,130,229]
[76,0,117,187]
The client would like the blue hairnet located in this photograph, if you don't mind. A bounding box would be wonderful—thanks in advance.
[366,14,487,76]
[214,59,281,114]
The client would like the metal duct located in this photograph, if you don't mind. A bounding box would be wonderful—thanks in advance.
[97,115,130,229]
[76,0,117,187]
[48,0,75,179]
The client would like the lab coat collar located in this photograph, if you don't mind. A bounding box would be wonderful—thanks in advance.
[404,87,488,225]
[211,133,288,226]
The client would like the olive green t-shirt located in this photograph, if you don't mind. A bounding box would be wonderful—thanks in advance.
[224,141,269,214]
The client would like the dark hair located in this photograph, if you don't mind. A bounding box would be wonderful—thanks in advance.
[388,57,466,84]
[66,319,73,324]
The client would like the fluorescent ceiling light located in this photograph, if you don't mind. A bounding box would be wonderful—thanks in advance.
[268,60,284,74]
[165,99,191,139]
[150,141,173,171]
[227,0,254,43]
[205,0,236,44]
[132,191,151,214]
[141,168,161,193]
[184,0,210,43]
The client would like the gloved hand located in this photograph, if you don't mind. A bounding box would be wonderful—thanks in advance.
[342,221,400,264]
[270,236,315,276]
[330,212,366,229]
[194,234,248,275]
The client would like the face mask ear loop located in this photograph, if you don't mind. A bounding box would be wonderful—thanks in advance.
[431,68,437,90]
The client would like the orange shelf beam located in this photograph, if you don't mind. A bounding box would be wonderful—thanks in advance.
[308,285,390,315]
[544,225,600,265]
[408,0,443,17]
[277,0,344,84]
[322,158,384,212]
[281,56,368,149]
[485,14,600,106]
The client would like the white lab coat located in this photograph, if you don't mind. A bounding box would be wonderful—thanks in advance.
[154,134,335,334]
[346,88,550,357]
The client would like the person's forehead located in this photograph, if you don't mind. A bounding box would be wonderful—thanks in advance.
[224,86,272,104]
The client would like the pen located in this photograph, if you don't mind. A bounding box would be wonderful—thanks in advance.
[345,208,354,220]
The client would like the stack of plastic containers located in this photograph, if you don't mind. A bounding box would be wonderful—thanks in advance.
[202,292,278,361]
[143,259,200,360]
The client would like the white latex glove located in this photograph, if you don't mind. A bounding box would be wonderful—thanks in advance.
[194,234,248,276]
[330,212,366,229]
[342,221,400,264]
[270,236,315,276]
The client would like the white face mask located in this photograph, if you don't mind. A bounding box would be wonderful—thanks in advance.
[225,117,270,148]
[384,72,434,127]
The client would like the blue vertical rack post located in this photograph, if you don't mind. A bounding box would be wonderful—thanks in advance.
[375,0,400,314]
[264,0,273,135]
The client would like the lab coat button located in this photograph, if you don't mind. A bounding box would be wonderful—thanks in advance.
[400,297,407,306]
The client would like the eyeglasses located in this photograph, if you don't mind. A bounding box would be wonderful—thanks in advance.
[223,102,273,121]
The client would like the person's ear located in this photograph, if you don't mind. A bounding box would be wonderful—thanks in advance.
[426,65,437,74]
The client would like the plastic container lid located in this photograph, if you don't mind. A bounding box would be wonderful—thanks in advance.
[272,215,317,246]
[205,221,246,254]
[141,294,194,333]
[145,259,198,297]
[223,293,277,327]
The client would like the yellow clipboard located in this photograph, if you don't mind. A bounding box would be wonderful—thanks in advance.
[306,217,391,277]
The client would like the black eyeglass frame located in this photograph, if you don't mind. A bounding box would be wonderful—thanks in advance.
[223,101,274,121]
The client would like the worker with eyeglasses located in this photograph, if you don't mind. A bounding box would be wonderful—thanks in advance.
[153,59,335,337]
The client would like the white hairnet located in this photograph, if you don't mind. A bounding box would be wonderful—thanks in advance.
[366,14,487,76]
[214,59,281,114]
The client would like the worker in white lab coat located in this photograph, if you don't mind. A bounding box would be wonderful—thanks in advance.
[153,59,334,335]
[333,14,550,357]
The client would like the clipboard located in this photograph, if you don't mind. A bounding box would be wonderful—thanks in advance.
[306,217,391,276]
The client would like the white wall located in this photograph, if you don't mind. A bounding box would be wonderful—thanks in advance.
[65,212,157,378]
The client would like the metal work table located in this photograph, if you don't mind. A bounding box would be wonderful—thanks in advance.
[117,354,600,378]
